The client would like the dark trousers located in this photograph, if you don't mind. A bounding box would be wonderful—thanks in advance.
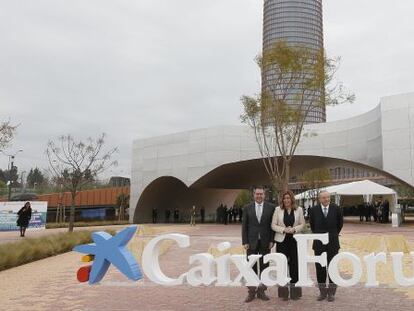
[246,239,270,291]
[277,236,298,284]
[277,236,301,299]
[314,247,338,286]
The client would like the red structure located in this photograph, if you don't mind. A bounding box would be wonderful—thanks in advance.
[1,186,131,222]
[37,186,130,208]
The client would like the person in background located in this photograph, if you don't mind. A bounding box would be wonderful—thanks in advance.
[228,206,233,223]
[358,204,364,222]
[365,202,372,222]
[165,209,171,223]
[272,190,305,300]
[200,206,205,223]
[174,208,179,223]
[378,200,384,223]
[190,205,196,226]
[223,205,228,225]
[383,199,390,223]
[238,207,243,222]
[233,206,238,223]
[152,208,158,224]
[372,200,379,222]
[17,202,32,237]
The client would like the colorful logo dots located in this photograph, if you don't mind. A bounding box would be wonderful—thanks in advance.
[77,265,92,283]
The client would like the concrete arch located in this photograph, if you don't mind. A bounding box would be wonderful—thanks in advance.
[134,176,188,223]
[190,155,412,190]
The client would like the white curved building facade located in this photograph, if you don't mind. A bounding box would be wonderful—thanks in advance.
[130,93,414,223]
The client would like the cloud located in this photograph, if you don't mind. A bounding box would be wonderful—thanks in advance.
[0,0,413,179]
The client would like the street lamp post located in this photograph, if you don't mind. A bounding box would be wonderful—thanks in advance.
[21,170,27,193]
[4,149,23,201]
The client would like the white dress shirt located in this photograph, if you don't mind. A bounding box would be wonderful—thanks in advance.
[255,201,263,239]
[255,201,263,222]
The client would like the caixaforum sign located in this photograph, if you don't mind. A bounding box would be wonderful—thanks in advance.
[74,226,414,288]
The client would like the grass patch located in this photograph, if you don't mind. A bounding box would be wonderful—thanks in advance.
[46,220,129,229]
[0,229,115,271]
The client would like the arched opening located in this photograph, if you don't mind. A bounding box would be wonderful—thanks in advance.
[133,176,240,223]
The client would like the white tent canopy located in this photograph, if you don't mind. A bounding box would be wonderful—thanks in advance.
[295,180,398,210]
[295,180,397,199]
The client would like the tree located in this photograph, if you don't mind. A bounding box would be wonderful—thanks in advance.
[0,180,7,193]
[0,167,19,186]
[234,190,252,208]
[300,168,332,206]
[241,41,354,195]
[46,134,117,232]
[26,167,46,188]
[0,121,16,152]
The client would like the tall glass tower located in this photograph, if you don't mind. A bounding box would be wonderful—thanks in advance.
[262,0,326,123]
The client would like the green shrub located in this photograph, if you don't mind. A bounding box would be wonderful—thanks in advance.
[0,229,115,271]
[46,220,129,229]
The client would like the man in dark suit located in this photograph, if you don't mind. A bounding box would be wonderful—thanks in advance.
[309,190,343,302]
[242,186,276,303]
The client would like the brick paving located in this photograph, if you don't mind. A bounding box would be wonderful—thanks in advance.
[1,221,414,311]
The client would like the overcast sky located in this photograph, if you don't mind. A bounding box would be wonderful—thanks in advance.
[1,0,413,180]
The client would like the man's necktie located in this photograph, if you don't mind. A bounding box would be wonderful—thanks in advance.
[323,207,328,218]
[256,204,262,222]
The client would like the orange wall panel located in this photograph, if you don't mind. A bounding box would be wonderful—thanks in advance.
[35,186,130,208]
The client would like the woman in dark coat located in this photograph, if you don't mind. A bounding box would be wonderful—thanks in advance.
[17,202,32,237]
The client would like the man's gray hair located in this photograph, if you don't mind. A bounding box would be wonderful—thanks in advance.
[318,190,330,197]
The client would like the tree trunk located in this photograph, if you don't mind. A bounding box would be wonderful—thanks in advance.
[69,193,76,232]
[283,161,290,193]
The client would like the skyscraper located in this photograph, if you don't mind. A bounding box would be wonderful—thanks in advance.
[262,0,326,123]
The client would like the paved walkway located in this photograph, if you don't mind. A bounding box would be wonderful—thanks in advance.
[0,224,130,244]
[1,222,414,311]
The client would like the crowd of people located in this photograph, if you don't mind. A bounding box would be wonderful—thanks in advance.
[358,199,390,223]
[151,204,245,225]
[151,206,206,224]
[216,204,243,224]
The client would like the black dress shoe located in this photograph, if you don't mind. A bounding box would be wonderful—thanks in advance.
[257,291,270,301]
[317,294,326,301]
[327,295,335,302]
[290,286,302,300]
[278,286,289,301]
[245,287,256,303]
[245,293,255,303]
[316,290,327,301]
[317,288,327,301]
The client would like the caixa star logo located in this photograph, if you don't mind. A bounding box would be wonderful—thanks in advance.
[74,226,142,284]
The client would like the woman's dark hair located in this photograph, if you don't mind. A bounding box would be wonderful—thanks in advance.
[280,190,297,210]
[24,202,31,209]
